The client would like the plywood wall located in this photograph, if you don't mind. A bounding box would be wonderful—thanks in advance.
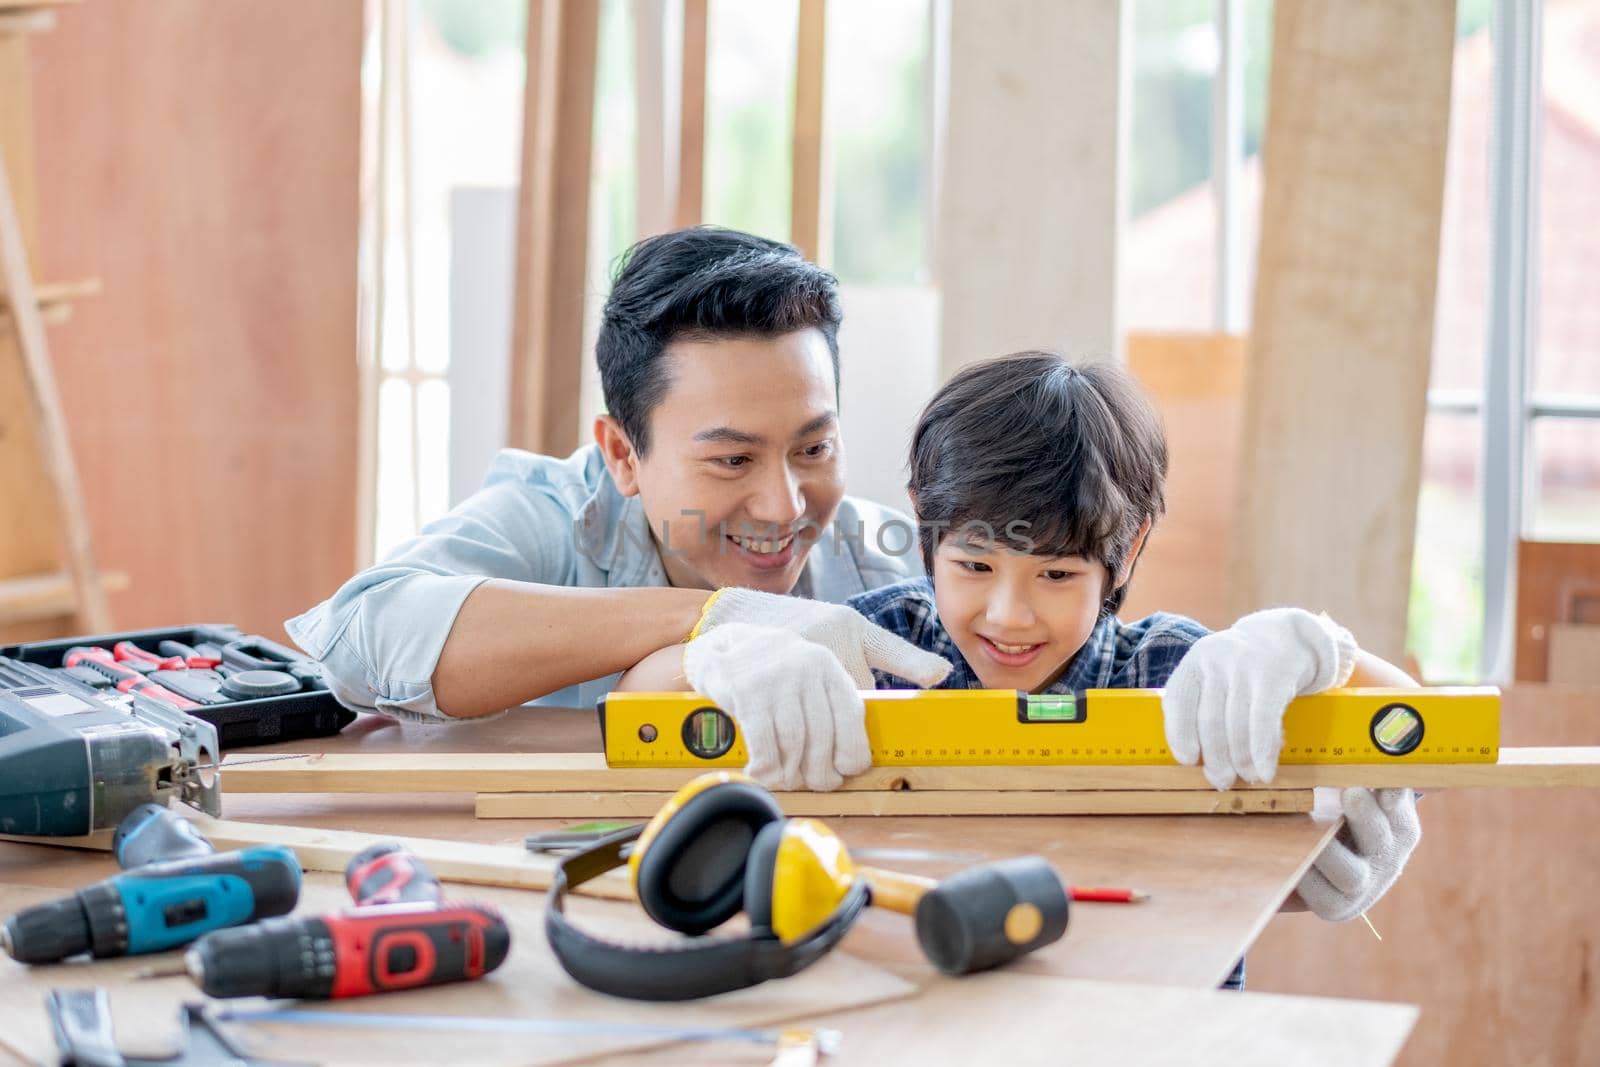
[5,1,363,643]
[1249,683,1600,1065]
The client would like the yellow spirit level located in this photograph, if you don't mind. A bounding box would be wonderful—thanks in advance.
[599,688,1501,768]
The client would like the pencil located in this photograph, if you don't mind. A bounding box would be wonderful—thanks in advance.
[1069,886,1150,903]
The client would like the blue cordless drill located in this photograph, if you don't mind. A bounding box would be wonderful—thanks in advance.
[0,804,301,963]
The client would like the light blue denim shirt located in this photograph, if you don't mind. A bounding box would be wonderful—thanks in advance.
[285,445,923,721]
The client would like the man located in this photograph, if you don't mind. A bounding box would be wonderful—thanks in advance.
[288,227,950,789]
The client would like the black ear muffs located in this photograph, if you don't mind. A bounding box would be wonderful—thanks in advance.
[545,773,870,1001]
[741,818,786,936]
[632,779,782,935]
[545,822,869,1002]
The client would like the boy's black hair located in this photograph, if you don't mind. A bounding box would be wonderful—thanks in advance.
[908,352,1168,617]
[596,227,843,455]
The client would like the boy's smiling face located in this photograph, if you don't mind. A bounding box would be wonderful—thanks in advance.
[930,523,1149,691]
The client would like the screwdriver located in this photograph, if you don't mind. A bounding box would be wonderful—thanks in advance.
[139,842,510,999]
[63,646,201,711]
[157,639,223,670]
[113,641,186,672]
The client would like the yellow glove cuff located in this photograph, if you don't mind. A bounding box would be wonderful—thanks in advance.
[685,587,728,642]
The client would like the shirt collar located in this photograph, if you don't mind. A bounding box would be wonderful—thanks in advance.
[1049,614,1121,693]
[574,475,661,587]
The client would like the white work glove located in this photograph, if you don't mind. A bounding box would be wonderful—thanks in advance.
[693,587,953,689]
[1162,607,1358,790]
[682,623,870,791]
[1296,788,1421,922]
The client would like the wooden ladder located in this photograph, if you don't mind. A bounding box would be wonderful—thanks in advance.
[0,0,114,634]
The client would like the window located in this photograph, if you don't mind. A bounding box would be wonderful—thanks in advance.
[1418,0,1600,681]
[1123,0,1274,333]
[1410,1,1494,681]
[364,0,526,561]
[1529,0,1600,541]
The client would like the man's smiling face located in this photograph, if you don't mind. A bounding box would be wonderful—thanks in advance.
[596,327,846,593]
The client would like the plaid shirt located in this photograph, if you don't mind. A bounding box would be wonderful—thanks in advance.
[847,577,1211,692]
[847,577,1250,991]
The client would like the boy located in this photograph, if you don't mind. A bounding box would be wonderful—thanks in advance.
[622,352,1422,944]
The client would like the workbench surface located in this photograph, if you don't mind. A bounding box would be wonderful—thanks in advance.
[0,707,1417,1065]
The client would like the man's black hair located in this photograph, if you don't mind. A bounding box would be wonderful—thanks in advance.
[908,352,1168,617]
[596,227,843,455]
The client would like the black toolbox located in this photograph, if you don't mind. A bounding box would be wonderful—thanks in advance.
[0,624,354,749]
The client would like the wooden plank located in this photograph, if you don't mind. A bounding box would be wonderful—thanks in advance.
[673,0,707,229]
[19,3,363,641]
[1515,540,1600,681]
[789,0,827,263]
[0,812,635,901]
[219,747,1600,795]
[938,0,1122,377]
[0,568,126,625]
[475,789,1315,819]
[1228,1,1455,663]
[1250,682,1600,1065]
[1123,333,1246,629]
[0,127,110,631]
[508,0,599,456]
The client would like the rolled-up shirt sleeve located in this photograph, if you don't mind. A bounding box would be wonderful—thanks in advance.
[285,479,578,721]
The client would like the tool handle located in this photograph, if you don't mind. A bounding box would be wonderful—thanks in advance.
[115,847,302,955]
[64,646,141,685]
[47,989,122,1066]
[328,902,508,998]
[238,633,313,665]
[114,803,214,868]
[114,641,185,672]
[218,640,277,672]
[150,668,229,706]
[857,866,937,916]
[194,641,228,665]
[159,640,223,669]
[3,847,301,963]
[345,843,443,906]
[117,676,201,710]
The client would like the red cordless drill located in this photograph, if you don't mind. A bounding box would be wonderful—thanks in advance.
[170,843,509,999]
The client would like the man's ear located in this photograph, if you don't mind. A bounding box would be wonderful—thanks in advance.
[1114,517,1154,589]
[594,414,643,497]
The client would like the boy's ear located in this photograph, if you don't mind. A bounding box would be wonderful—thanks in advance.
[594,414,643,497]
[1114,517,1154,589]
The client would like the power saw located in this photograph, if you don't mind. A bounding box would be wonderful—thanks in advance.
[0,657,222,837]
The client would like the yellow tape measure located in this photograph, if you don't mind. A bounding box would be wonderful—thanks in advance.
[599,688,1501,768]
